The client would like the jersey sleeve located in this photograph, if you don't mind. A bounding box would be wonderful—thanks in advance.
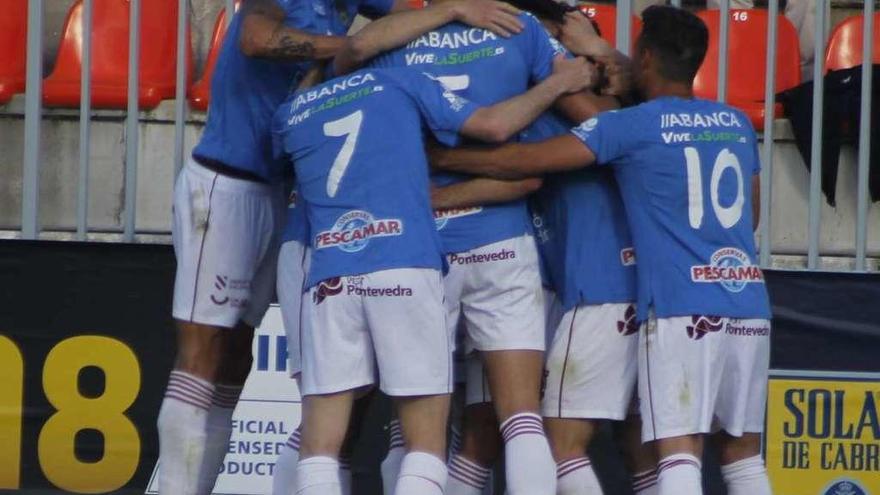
[357,0,395,18]
[520,13,569,83]
[569,109,636,165]
[408,72,481,147]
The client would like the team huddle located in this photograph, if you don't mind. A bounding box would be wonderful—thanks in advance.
[156,1,773,495]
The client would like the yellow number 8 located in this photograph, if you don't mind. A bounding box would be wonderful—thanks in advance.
[38,336,141,493]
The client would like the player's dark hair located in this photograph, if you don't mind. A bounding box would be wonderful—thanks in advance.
[637,5,708,84]
[501,0,575,24]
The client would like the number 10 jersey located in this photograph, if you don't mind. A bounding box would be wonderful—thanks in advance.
[571,97,771,321]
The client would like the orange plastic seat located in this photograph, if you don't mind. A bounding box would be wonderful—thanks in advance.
[825,12,880,72]
[189,7,231,111]
[578,3,642,49]
[43,0,192,110]
[693,9,801,130]
[0,0,28,105]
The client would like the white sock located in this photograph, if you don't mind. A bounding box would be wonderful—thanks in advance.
[556,457,603,494]
[657,454,702,495]
[295,456,341,495]
[395,451,447,495]
[632,469,659,495]
[272,429,302,495]
[382,420,406,495]
[721,455,771,495]
[158,371,214,495]
[447,454,491,495]
[196,384,241,494]
[499,413,556,495]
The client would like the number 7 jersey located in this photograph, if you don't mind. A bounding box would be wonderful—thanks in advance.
[272,68,480,289]
[571,97,771,321]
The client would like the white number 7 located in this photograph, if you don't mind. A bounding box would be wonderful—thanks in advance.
[323,110,364,198]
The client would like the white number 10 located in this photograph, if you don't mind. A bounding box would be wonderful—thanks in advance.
[323,110,364,198]
[684,147,745,229]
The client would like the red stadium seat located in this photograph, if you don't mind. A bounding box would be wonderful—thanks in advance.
[578,3,642,49]
[189,7,233,112]
[693,9,801,130]
[0,0,28,105]
[825,12,880,72]
[43,0,192,110]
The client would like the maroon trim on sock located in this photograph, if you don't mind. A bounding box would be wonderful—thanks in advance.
[285,428,302,450]
[556,457,592,478]
[449,456,491,488]
[632,470,658,491]
[499,414,545,443]
[657,458,701,475]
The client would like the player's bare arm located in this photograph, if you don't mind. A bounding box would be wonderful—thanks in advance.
[431,134,595,179]
[431,177,544,210]
[239,0,346,60]
[461,56,596,143]
[333,0,524,75]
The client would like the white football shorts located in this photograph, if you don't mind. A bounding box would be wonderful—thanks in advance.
[638,315,771,441]
[277,240,309,378]
[445,234,546,353]
[300,268,452,397]
[542,303,639,420]
[465,287,562,407]
[172,158,283,328]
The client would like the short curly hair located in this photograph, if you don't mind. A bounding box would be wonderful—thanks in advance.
[637,5,709,84]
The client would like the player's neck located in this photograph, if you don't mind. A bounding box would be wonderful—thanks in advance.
[645,80,694,101]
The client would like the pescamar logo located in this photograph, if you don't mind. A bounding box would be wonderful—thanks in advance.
[691,247,763,293]
[434,206,482,230]
[823,479,868,495]
[315,210,403,253]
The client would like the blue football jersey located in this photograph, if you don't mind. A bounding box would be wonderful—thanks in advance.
[272,68,480,287]
[281,185,309,245]
[193,0,393,182]
[571,97,771,321]
[369,13,566,254]
[524,112,636,311]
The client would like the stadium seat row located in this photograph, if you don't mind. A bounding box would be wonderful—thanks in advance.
[0,0,877,124]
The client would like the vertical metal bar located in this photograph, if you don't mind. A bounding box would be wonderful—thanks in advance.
[225,0,235,27]
[21,0,44,239]
[759,0,780,268]
[717,0,730,102]
[77,0,94,241]
[124,0,141,242]
[670,0,682,8]
[806,1,827,269]
[173,0,187,177]
[855,3,875,271]
[616,0,632,56]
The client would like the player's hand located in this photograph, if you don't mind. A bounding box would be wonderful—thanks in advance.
[449,0,524,38]
[559,11,612,59]
[598,55,634,97]
[551,54,597,94]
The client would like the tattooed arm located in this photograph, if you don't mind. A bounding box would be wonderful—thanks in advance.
[239,0,346,61]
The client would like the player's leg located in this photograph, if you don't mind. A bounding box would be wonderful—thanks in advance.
[295,275,377,494]
[542,303,640,494]
[614,414,659,495]
[712,318,773,495]
[639,315,727,495]
[272,240,308,495]
[461,235,555,495]
[543,418,602,494]
[448,401,499,495]
[160,161,276,495]
[297,391,356,495]
[381,416,406,495]
[366,268,454,495]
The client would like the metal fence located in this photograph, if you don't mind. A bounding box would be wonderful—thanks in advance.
[9,0,878,271]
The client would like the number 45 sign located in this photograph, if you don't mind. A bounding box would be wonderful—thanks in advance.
[0,335,142,493]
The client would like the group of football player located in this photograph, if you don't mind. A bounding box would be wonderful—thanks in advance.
[154,1,774,495]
